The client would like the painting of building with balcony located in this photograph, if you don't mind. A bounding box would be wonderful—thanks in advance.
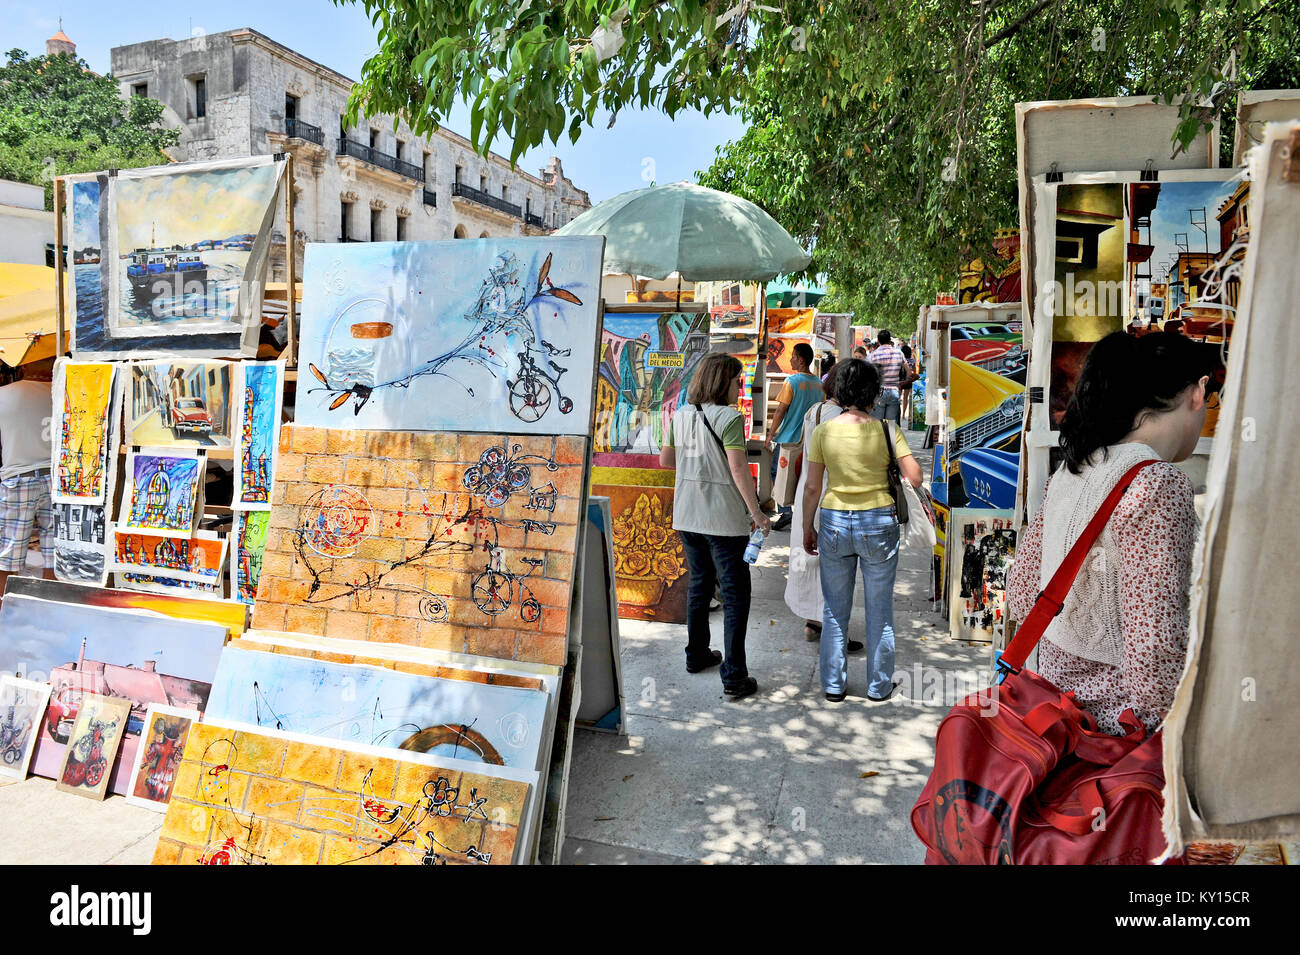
[120,448,205,539]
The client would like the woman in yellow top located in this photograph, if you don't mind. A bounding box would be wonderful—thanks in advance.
[802,359,923,702]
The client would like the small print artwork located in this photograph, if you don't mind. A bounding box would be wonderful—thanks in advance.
[125,704,199,811]
[947,509,1017,644]
[54,693,131,800]
[766,307,815,336]
[231,510,269,605]
[0,677,53,781]
[233,360,285,508]
[120,447,205,538]
[765,337,810,375]
[125,361,235,449]
[53,502,110,585]
[111,526,227,586]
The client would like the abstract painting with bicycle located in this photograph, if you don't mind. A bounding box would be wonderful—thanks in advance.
[295,237,605,434]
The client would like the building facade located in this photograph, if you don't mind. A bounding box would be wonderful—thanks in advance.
[109,29,592,281]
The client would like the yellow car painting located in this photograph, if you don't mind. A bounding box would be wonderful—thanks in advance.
[947,358,1026,469]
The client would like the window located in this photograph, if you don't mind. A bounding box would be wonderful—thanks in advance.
[423,151,432,182]
[479,174,487,192]
[396,215,406,241]
[340,201,351,241]
[501,184,508,200]
[340,116,347,142]
[454,164,462,185]
[188,75,206,119]
[132,82,148,98]
[395,140,405,162]
[525,197,532,217]
[370,207,381,242]
[285,94,298,122]
[369,129,379,151]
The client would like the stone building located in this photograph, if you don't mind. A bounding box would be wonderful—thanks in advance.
[109,28,592,281]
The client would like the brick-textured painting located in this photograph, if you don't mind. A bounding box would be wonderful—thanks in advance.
[252,426,584,665]
[153,722,530,865]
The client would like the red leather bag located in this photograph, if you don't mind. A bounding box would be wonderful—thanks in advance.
[911,460,1174,865]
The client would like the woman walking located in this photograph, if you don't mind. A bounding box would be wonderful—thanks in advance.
[801,359,923,702]
[1006,332,1215,736]
[661,353,771,700]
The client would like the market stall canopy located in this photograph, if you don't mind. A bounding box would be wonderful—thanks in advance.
[556,181,811,281]
[0,263,66,365]
[766,278,826,308]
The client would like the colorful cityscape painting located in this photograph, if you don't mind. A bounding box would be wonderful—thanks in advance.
[51,360,116,505]
[120,448,204,538]
[233,360,284,508]
[231,509,269,605]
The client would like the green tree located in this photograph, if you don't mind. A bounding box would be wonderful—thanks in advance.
[0,49,178,209]
[338,1,1300,315]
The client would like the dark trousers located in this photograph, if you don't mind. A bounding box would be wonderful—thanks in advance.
[678,530,751,686]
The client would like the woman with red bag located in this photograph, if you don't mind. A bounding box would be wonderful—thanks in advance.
[1006,332,1218,737]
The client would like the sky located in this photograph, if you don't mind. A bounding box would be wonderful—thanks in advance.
[4,0,750,206]
[1147,178,1239,283]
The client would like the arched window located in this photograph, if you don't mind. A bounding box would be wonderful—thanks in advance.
[479,230,490,238]
[453,224,467,239]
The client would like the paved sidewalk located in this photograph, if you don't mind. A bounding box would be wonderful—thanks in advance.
[563,430,987,864]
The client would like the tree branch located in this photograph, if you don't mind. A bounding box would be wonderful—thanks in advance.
[982,0,1060,49]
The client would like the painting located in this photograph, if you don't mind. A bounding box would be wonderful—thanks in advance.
[117,571,223,600]
[251,426,584,666]
[111,526,227,587]
[1043,173,1239,424]
[709,305,755,332]
[947,509,1017,644]
[765,336,810,375]
[0,676,53,782]
[959,229,1022,304]
[711,333,760,437]
[231,510,269,605]
[295,237,605,434]
[124,360,235,449]
[54,693,132,800]
[0,592,229,795]
[125,704,199,812]
[52,502,110,585]
[50,360,117,505]
[591,483,687,624]
[67,174,109,354]
[120,447,205,539]
[153,722,534,865]
[766,307,815,336]
[232,360,286,508]
[1,575,248,639]
[108,158,282,340]
[627,289,694,303]
[594,310,710,466]
[204,646,551,770]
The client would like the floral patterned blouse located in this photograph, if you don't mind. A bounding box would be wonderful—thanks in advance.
[1007,463,1199,736]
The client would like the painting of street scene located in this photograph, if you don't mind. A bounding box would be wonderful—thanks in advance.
[126,361,234,449]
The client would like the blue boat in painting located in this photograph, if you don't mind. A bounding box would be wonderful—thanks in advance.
[958,448,1019,509]
[125,224,209,300]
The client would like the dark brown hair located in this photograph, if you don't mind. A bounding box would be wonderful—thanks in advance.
[689,352,743,406]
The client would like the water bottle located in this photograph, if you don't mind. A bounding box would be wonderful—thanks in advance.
[743,529,765,564]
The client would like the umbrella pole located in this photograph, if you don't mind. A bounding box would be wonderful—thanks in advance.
[675,273,682,309]
[54,176,66,356]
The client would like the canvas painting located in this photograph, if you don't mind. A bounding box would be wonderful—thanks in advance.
[111,526,227,587]
[252,426,584,666]
[54,693,132,800]
[947,509,1018,644]
[204,646,551,769]
[116,571,223,599]
[591,483,687,624]
[766,307,815,336]
[765,336,811,375]
[52,502,111,585]
[125,703,199,812]
[1041,173,1239,427]
[50,360,117,505]
[2,575,248,639]
[108,158,282,339]
[0,676,53,782]
[153,722,534,865]
[709,305,755,332]
[594,311,710,466]
[120,447,205,539]
[232,359,286,508]
[0,592,228,795]
[231,509,269,605]
[295,237,605,434]
[67,174,109,354]
[125,360,235,449]
[946,317,1027,509]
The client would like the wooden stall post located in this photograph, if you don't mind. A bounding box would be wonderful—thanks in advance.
[54,177,66,356]
[285,155,297,367]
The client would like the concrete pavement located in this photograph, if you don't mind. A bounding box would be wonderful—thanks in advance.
[562,427,986,864]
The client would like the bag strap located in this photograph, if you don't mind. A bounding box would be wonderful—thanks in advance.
[693,403,726,454]
[995,460,1160,683]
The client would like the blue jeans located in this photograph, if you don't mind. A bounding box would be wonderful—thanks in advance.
[873,387,901,425]
[678,530,751,686]
[818,506,900,697]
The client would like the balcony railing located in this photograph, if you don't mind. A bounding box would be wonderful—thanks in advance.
[524,212,546,228]
[452,181,521,217]
[285,118,323,145]
[337,137,424,182]
[423,189,437,208]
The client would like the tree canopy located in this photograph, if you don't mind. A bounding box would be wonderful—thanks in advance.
[0,49,178,209]
[340,1,1300,330]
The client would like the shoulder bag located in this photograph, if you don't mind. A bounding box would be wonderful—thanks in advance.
[881,420,937,549]
[910,460,1173,865]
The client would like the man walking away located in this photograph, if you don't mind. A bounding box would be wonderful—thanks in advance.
[0,369,56,601]
[767,342,821,532]
[870,330,906,425]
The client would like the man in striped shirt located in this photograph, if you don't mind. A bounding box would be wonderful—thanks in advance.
[871,329,906,425]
